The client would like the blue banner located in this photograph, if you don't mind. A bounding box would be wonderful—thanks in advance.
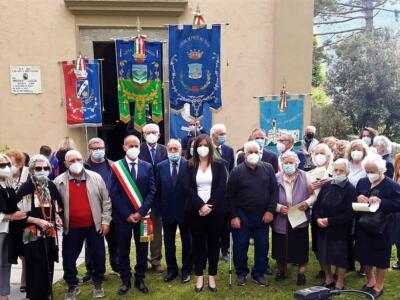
[259,95,304,151]
[169,25,221,118]
[170,103,212,141]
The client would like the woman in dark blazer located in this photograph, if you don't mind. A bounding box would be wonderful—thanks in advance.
[313,158,356,290]
[355,153,400,299]
[184,134,227,293]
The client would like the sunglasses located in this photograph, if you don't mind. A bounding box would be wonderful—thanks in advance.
[0,162,11,169]
[34,166,51,172]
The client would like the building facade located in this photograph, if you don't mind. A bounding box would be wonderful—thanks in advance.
[0,0,314,157]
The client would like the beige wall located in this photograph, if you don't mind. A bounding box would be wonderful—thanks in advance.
[0,0,314,155]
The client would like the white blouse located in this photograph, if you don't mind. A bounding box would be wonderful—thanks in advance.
[196,166,212,203]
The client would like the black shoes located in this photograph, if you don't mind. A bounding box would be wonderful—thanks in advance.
[314,270,325,279]
[208,284,217,292]
[252,276,269,286]
[265,266,273,275]
[323,281,336,289]
[296,273,306,286]
[275,271,287,281]
[181,273,191,284]
[134,280,149,293]
[236,275,247,286]
[164,272,178,283]
[369,289,384,299]
[82,273,92,283]
[117,284,130,295]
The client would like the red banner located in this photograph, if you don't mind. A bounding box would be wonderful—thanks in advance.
[62,63,84,125]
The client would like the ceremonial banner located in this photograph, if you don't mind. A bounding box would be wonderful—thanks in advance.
[170,102,212,140]
[62,59,102,126]
[115,39,163,131]
[169,24,221,118]
[259,95,305,152]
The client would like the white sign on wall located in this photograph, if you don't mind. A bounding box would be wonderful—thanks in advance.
[10,66,42,94]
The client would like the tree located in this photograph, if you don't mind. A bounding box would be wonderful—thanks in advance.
[326,29,400,140]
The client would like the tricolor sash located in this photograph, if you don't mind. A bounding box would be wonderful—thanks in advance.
[111,160,154,242]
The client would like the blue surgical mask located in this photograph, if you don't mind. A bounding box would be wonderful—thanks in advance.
[168,152,181,162]
[34,171,49,181]
[282,164,296,175]
[255,138,265,149]
[92,149,105,161]
[218,135,226,145]
[333,174,347,183]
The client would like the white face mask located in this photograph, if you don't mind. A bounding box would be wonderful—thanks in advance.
[145,133,158,144]
[69,162,83,175]
[362,136,372,146]
[0,166,11,178]
[351,150,364,161]
[246,153,260,165]
[276,142,286,153]
[11,165,18,175]
[314,154,327,166]
[367,173,380,183]
[126,147,140,160]
[197,146,210,158]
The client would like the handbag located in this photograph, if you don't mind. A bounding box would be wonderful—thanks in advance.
[357,189,389,234]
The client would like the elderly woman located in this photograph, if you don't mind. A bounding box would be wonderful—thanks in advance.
[5,149,29,189]
[346,139,369,188]
[313,159,356,290]
[354,153,400,299]
[373,135,394,178]
[273,151,311,285]
[0,154,26,300]
[16,155,63,300]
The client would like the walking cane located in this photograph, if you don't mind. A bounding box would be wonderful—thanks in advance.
[229,231,233,287]
[43,229,54,300]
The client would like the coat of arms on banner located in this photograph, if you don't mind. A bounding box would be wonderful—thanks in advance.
[132,64,148,84]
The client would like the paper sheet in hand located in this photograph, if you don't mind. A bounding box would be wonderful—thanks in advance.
[288,203,308,228]
[352,202,380,212]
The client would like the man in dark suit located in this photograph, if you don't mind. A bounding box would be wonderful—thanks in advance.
[236,128,279,173]
[210,123,235,262]
[155,139,192,284]
[210,123,235,172]
[108,135,156,295]
[139,123,168,273]
[277,132,306,170]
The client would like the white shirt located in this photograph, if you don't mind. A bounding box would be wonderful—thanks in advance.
[196,166,212,203]
[126,156,139,180]
[348,163,366,188]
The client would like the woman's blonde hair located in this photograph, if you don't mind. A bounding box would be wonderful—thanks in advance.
[58,137,77,151]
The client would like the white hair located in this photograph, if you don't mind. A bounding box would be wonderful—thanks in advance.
[362,153,387,175]
[167,139,182,150]
[65,150,83,161]
[28,154,52,174]
[306,125,316,133]
[280,132,294,143]
[312,143,333,162]
[244,141,260,153]
[333,158,350,174]
[210,123,227,136]
[88,137,105,148]
[373,135,392,155]
[143,123,160,134]
[281,150,300,165]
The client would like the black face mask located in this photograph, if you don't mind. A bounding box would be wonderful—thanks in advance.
[305,133,314,140]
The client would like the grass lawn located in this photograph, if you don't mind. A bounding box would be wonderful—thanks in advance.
[53,237,400,300]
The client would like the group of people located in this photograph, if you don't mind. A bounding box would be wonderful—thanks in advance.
[1,123,400,300]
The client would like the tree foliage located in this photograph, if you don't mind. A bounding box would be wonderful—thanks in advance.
[326,29,400,140]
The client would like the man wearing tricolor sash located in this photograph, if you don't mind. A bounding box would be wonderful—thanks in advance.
[108,135,156,295]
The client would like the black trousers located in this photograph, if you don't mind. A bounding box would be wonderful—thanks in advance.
[163,221,192,275]
[114,222,148,285]
[26,239,55,300]
[85,222,118,274]
[189,213,224,276]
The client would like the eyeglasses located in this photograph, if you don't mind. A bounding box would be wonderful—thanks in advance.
[34,166,51,172]
[0,162,11,169]
[89,147,105,151]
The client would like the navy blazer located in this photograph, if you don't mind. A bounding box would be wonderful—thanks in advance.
[155,158,188,224]
[219,144,235,173]
[108,158,156,223]
[294,150,306,170]
[237,148,279,173]
[139,142,168,167]
[184,160,227,215]
[382,154,394,179]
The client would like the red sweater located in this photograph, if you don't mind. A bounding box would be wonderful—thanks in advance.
[69,181,94,228]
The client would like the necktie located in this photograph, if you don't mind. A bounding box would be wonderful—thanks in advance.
[130,162,136,180]
[150,147,156,164]
[172,161,178,187]
[217,147,221,155]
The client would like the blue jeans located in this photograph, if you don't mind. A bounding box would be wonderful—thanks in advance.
[62,226,105,286]
[232,209,269,279]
